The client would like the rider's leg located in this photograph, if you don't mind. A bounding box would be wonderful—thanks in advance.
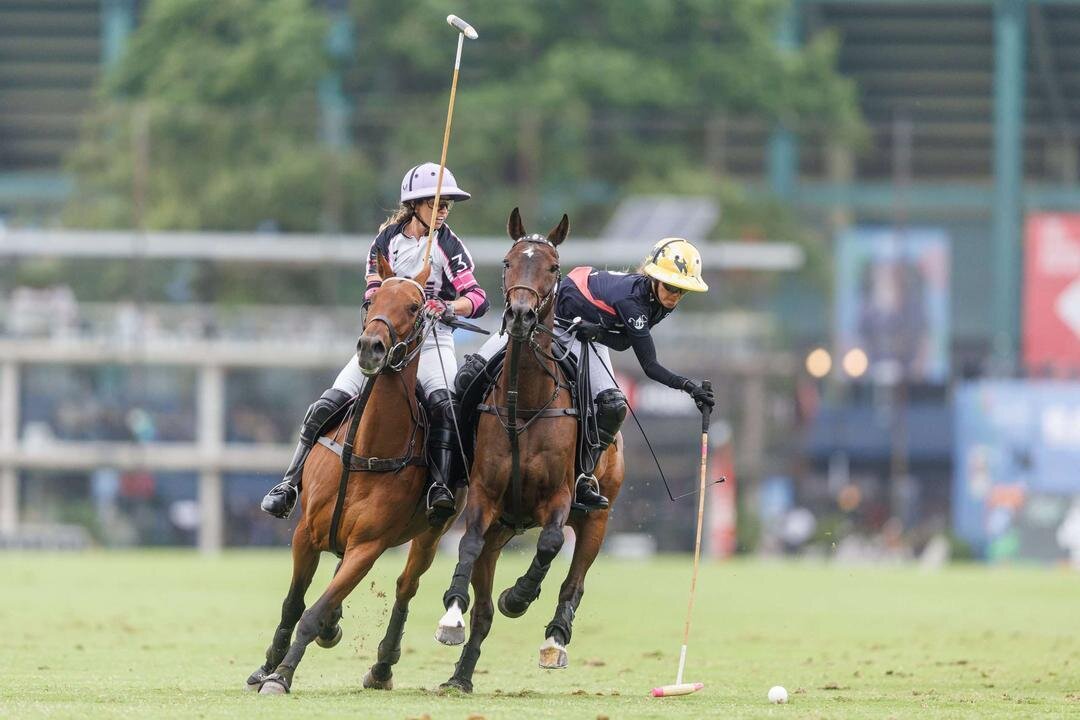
[419,326,460,526]
[574,342,621,510]
[454,331,507,396]
[260,358,362,519]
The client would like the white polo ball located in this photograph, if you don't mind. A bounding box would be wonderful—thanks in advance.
[768,685,788,704]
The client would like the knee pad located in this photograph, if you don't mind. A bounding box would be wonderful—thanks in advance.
[300,388,352,443]
[426,389,457,449]
[594,388,627,448]
[454,354,488,396]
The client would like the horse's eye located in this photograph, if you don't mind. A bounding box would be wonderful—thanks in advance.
[550,264,559,273]
[409,303,420,314]
[503,260,510,268]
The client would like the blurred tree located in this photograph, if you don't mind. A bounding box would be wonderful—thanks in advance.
[348,0,863,237]
[65,0,375,233]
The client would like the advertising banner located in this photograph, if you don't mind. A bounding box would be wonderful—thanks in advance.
[836,227,950,383]
[954,381,1080,562]
[1023,213,1080,372]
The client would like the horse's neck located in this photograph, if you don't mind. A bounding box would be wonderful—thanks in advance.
[498,319,561,407]
[353,363,420,455]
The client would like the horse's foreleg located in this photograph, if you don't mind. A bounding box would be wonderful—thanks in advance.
[245,521,320,690]
[258,539,386,695]
[540,509,612,669]
[442,526,509,693]
[315,559,344,648]
[437,502,497,646]
[363,530,442,690]
[498,499,570,619]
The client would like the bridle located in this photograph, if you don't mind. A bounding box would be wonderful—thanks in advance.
[501,234,561,339]
[359,277,430,375]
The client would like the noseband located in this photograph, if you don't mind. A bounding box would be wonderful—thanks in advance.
[360,277,429,374]
[502,234,560,337]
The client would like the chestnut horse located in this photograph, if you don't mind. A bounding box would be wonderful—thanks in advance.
[246,254,464,695]
[434,208,626,692]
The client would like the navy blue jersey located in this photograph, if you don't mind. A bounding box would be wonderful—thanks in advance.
[556,267,672,345]
[556,267,686,390]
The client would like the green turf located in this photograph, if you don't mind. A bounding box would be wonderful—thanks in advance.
[1,549,1078,719]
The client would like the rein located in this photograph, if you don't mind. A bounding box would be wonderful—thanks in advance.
[328,278,429,557]
[488,234,574,534]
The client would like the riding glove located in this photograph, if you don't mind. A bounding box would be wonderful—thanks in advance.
[575,320,604,343]
[424,298,455,322]
[682,379,715,410]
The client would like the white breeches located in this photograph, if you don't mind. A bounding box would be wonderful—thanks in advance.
[333,323,458,398]
[473,331,617,399]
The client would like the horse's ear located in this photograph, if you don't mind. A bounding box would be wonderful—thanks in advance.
[376,251,395,280]
[547,214,569,246]
[508,207,526,240]
[413,259,431,287]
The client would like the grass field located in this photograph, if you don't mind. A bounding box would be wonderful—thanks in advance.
[2,549,1078,719]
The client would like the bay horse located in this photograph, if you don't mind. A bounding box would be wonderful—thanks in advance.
[434,208,626,692]
[246,254,465,695]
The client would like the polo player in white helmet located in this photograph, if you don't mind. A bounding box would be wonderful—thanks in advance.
[261,163,488,525]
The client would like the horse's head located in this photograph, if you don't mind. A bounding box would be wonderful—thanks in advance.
[502,207,567,339]
[356,253,430,376]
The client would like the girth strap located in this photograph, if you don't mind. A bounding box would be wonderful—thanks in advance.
[317,436,426,473]
[477,404,577,419]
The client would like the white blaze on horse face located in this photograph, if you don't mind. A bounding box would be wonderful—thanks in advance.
[523,245,535,259]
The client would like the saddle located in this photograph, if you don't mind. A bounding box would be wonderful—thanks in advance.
[455,337,596,484]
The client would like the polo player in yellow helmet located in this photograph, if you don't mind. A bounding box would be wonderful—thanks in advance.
[461,237,714,510]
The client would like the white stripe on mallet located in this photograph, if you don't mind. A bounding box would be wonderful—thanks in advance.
[421,14,478,271]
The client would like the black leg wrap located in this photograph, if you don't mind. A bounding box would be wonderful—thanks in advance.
[454,645,482,681]
[443,581,470,613]
[376,604,408,665]
[544,601,577,646]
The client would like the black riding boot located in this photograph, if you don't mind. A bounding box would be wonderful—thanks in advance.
[574,388,629,511]
[261,388,352,519]
[425,388,458,526]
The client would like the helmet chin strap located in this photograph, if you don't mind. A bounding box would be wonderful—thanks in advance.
[407,202,431,237]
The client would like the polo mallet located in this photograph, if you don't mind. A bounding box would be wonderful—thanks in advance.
[422,14,478,267]
[652,380,712,698]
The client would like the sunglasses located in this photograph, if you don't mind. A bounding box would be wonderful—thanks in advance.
[425,199,454,212]
[661,282,687,296]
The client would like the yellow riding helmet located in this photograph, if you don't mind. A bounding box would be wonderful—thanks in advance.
[641,238,709,292]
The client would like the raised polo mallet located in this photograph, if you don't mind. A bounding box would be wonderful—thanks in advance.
[652,381,712,698]
[422,14,478,266]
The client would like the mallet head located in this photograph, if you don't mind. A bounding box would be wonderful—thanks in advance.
[446,14,478,40]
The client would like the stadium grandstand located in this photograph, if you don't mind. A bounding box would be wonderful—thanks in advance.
[3,0,1080,559]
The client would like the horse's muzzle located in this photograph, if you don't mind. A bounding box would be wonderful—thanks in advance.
[505,301,537,339]
[356,334,387,376]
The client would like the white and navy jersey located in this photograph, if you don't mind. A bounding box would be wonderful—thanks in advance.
[556,267,672,343]
[364,222,488,318]
[555,267,686,391]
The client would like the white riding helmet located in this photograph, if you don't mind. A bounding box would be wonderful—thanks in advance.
[399,162,471,203]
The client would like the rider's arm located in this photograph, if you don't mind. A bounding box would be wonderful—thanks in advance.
[628,332,689,390]
[440,231,489,318]
[364,231,392,300]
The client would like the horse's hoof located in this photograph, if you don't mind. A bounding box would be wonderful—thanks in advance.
[435,601,466,646]
[538,636,568,670]
[316,624,342,648]
[434,624,465,646]
[258,673,290,695]
[362,668,394,690]
[497,587,529,618]
[439,677,473,694]
[244,668,268,691]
